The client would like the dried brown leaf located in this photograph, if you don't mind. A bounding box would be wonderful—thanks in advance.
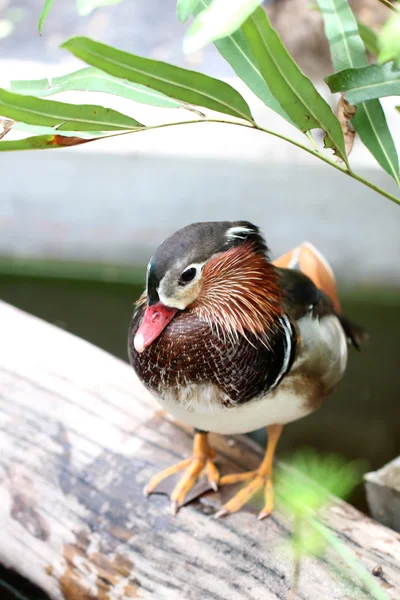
[336,95,357,158]
[0,118,14,140]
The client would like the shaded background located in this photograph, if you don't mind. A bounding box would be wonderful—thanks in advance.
[0,1,399,598]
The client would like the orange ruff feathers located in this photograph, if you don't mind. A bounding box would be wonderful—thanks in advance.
[192,243,282,342]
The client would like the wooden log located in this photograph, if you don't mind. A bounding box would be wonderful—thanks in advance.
[0,300,399,600]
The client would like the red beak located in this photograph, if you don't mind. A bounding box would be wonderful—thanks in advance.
[134,302,178,353]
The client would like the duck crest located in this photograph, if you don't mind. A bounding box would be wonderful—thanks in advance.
[191,243,282,347]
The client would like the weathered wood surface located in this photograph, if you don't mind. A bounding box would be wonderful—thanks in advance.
[0,300,399,600]
[365,457,400,534]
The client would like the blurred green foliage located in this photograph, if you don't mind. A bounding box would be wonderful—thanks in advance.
[278,449,387,600]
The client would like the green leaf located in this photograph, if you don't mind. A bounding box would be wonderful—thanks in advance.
[326,62,400,104]
[177,0,200,23]
[357,20,379,58]
[312,5,379,57]
[312,520,390,600]
[13,122,108,138]
[62,36,254,122]
[183,0,263,53]
[317,0,399,184]
[355,101,399,182]
[0,88,143,132]
[9,67,182,108]
[317,0,367,71]
[378,14,400,64]
[0,133,94,151]
[38,0,56,34]
[277,449,363,518]
[241,8,346,160]
[195,0,292,123]
[292,526,326,558]
[76,0,127,16]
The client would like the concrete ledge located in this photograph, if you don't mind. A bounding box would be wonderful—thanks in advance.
[1,146,399,285]
[365,457,400,533]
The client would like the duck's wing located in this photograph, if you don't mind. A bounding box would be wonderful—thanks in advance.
[273,242,341,313]
[273,244,368,350]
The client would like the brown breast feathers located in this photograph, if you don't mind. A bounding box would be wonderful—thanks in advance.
[129,308,296,406]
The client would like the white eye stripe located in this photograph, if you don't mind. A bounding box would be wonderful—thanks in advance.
[226,226,255,240]
[156,261,206,310]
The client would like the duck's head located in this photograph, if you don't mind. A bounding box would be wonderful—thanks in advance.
[134,221,280,353]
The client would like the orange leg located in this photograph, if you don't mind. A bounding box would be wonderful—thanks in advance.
[216,424,283,519]
[144,432,219,515]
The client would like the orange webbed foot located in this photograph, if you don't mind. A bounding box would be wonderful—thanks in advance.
[215,424,283,519]
[215,472,274,520]
[144,432,219,514]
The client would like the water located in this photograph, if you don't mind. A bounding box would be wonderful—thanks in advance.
[1,274,399,599]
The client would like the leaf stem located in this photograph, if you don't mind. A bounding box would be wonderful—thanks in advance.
[347,167,400,205]
[306,131,320,152]
[311,519,389,600]
[287,557,301,600]
[376,0,400,12]
[113,117,400,206]
[253,124,400,207]
[287,517,302,600]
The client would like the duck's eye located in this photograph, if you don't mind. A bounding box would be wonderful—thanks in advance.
[180,267,197,285]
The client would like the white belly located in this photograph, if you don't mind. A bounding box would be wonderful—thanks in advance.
[155,383,313,434]
[152,314,348,435]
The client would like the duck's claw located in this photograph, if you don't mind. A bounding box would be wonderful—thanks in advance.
[258,479,274,520]
[206,459,220,491]
[143,457,192,496]
[216,473,269,518]
[144,432,220,514]
[169,455,218,513]
[215,424,283,519]
[219,470,257,485]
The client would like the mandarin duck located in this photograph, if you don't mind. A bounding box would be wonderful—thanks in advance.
[128,221,365,519]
